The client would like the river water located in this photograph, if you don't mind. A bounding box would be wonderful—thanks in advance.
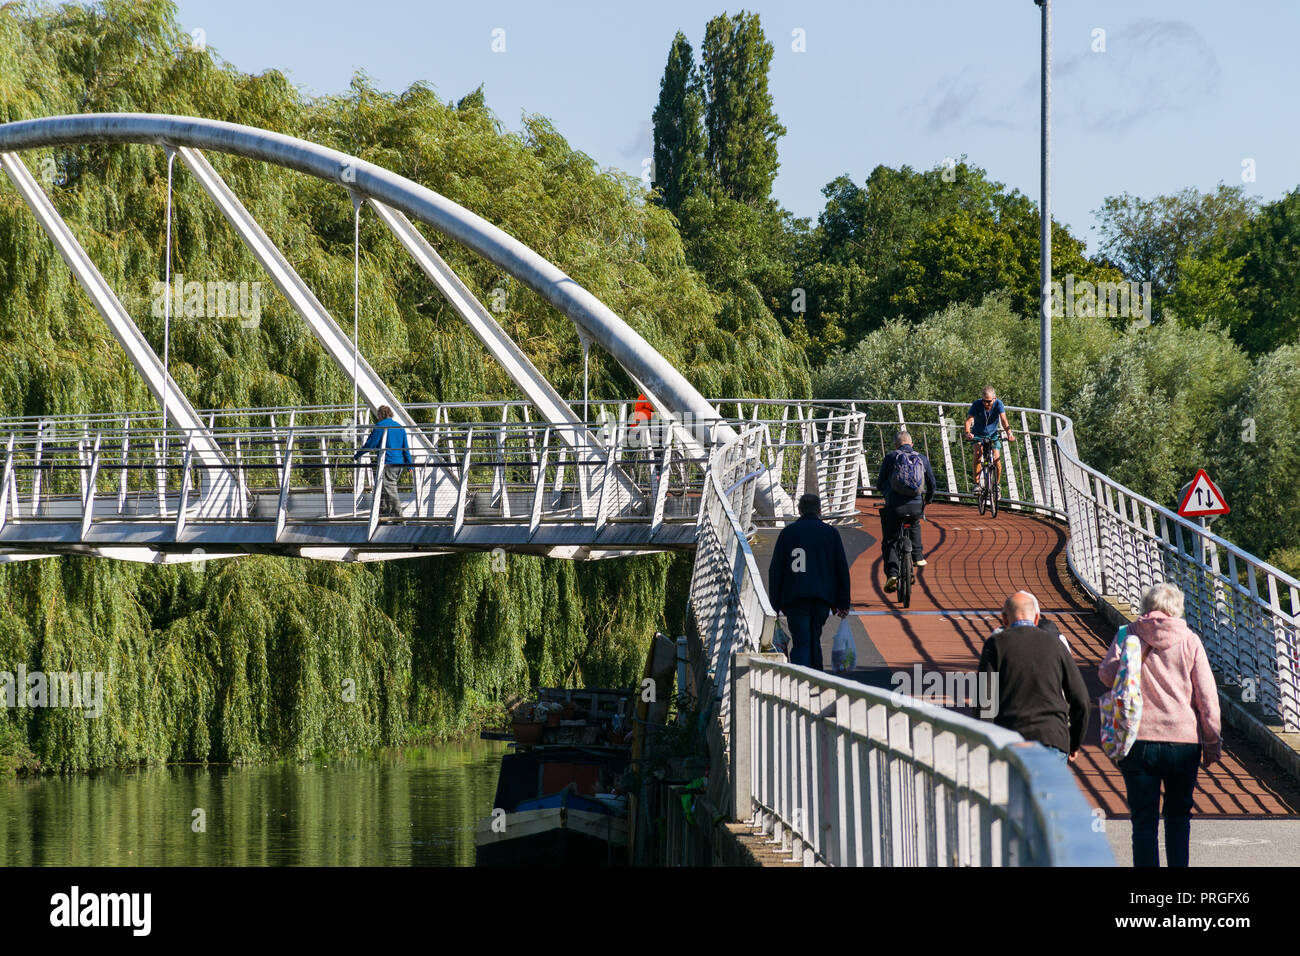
[0,737,509,866]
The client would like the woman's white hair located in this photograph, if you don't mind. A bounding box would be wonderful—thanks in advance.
[1141,582,1185,618]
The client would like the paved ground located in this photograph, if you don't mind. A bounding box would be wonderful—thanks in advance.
[1105,819,1300,867]
[754,498,1300,844]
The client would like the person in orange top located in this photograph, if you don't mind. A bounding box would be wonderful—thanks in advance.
[631,393,654,427]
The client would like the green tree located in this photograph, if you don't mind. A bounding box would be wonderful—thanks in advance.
[1227,188,1300,354]
[1211,344,1300,562]
[699,10,785,207]
[1165,243,1246,330]
[796,160,1119,347]
[1092,184,1256,321]
[0,1,810,771]
[1068,323,1251,503]
[651,32,708,218]
[812,293,1116,411]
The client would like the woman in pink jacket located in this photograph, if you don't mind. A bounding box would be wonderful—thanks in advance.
[1098,583,1221,867]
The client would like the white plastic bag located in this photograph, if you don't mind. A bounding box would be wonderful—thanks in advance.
[831,616,856,672]
[772,615,791,656]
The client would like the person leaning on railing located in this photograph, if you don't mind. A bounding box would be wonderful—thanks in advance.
[1098,583,1221,868]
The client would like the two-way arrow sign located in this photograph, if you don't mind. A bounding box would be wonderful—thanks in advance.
[1177,469,1230,518]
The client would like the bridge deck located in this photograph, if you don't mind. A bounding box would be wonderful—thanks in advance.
[757,499,1300,821]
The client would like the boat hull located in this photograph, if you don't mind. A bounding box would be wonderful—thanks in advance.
[475,807,629,867]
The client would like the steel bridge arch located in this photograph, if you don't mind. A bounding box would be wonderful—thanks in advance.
[0,112,741,448]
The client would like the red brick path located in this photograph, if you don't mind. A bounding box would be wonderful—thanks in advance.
[848,499,1300,817]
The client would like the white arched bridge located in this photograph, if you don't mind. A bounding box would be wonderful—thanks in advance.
[1,115,1296,867]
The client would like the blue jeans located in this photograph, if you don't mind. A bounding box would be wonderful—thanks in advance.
[1118,740,1201,867]
[783,598,828,671]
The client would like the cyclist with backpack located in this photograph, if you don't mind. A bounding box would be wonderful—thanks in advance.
[875,430,936,593]
[964,386,1016,490]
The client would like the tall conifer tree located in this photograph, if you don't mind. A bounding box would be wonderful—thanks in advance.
[700,11,785,207]
[651,31,708,217]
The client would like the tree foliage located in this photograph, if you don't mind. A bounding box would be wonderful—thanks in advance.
[699,10,784,208]
[651,32,708,219]
[0,0,801,771]
[794,161,1120,360]
[1226,188,1300,354]
[1092,185,1256,324]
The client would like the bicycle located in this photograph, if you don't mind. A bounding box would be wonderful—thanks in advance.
[968,435,1000,518]
[887,510,923,608]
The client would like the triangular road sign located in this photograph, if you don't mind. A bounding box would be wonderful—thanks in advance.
[1177,469,1229,517]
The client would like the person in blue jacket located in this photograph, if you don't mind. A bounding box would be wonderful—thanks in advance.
[353,405,413,517]
[875,430,936,592]
[768,494,852,670]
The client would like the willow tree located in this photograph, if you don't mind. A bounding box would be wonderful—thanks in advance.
[0,1,810,772]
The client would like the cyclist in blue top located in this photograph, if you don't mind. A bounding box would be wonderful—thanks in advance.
[964,386,1016,491]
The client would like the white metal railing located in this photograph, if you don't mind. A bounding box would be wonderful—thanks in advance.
[687,425,778,728]
[0,415,710,544]
[731,657,1112,866]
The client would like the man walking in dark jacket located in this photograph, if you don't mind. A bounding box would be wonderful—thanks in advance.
[875,431,936,592]
[978,590,1090,760]
[768,494,852,670]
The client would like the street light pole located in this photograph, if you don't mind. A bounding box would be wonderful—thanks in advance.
[1036,0,1052,415]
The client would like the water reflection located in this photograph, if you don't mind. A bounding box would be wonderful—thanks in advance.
[0,738,509,866]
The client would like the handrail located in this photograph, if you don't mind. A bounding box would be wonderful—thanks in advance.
[735,657,1113,866]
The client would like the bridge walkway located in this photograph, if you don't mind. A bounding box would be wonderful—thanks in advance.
[755,498,1300,862]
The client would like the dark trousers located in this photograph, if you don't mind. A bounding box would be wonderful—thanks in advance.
[880,503,924,577]
[783,598,829,671]
[1118,740,1201,867]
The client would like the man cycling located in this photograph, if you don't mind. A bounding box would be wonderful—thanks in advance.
[964,386,1016,490]
[875,430,936,593]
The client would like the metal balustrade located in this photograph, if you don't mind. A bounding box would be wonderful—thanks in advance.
[0,400,867,560]
[687,426,778,730]
[732,657,1111,866]
[0,415,713,557]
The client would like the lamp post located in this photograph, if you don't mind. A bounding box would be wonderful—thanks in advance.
[1035,0,1051,415]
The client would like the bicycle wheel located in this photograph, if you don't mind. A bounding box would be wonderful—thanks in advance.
[989,481,999,518]
[898,545,912,608]
[977,477,987,516]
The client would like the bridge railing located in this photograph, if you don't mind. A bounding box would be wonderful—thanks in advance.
[688,425,776,730]
[0,417,711,539]
[0,399,870,525]
[731,656,1112,866]
[1048,418,1300,733]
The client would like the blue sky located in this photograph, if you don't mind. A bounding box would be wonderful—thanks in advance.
[173,0,1300,253]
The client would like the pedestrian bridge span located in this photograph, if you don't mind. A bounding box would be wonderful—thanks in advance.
[2,113,1297,865]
